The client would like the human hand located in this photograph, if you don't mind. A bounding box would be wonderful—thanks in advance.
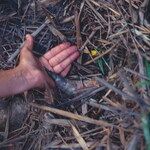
[18,34,79,89]
[40,42,79,77]
[18,34,52,88]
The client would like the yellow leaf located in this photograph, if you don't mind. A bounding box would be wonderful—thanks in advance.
[91,49,98,57]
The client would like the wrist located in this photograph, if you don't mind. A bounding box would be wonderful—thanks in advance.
[16,65,44,89]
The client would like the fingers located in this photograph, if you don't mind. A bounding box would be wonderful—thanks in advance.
[60,65,71,77]
[48,46,77,67]
[40,42,80,77]
[40,51,79,75]
[39,57,54,71]
[53,51,79,74]
[43,42,71,60]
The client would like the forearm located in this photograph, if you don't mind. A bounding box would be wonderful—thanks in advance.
[0,67,34,97]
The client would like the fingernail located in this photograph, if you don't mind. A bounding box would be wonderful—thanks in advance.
[26,34,30,40]
[25,34,32,46]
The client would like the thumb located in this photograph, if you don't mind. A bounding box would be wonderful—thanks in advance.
[20,34,34,62]
[22,34,34,52]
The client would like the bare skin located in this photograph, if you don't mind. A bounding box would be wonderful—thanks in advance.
[0,34,79,97]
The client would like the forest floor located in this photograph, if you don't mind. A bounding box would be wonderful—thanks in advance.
[0,0,150,149]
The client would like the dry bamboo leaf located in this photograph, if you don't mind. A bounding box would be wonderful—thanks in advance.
[43,142,95,149]
[44,89,55,104]
[82,103,88,115]
[73,78,100,91]
[85,0,107,23]
[0,12,17,22]
[124,0,139,9]
[119,128,126,146]
[45,119,71,127]
[30,103,113,127]
[90,0,120,16]
[71,124,89,150]
[126,134,139,150]
[1,0,149,148]
[48,24,66,41]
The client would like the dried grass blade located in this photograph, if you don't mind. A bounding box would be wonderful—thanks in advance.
[7,19,50,63]
[45,119,71,127]
[85,0,107,23]
[48,24,66,41]
[30,103,113,127]
[75,11,82,49]
[43,142,95,149]
[90,0,120,16]
[95,77,149,109]
[71,124,89,150]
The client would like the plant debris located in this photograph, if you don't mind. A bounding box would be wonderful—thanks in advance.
[0,0,150,149]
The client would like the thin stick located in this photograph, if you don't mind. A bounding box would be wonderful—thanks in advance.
[7,19,50,63]
[75,11,82,49]
[30,103,113,127]
[85,0,107,24]
[95,77,149,110]
[48,24,66,41]
[124,67,150,81]
[84,44,116,65]
[79,27,100,51]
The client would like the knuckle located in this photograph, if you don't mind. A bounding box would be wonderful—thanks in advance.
[49,57,58,67]
[60,42,70,49]
[71,46,77,51]
[48,59,54,68]
[53,66,61,74]
[59,63,66,70]
[58,44,65,50]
